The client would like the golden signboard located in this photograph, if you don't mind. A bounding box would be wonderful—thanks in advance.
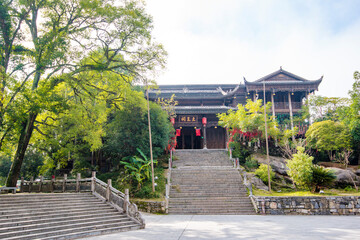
[179,115,198,123]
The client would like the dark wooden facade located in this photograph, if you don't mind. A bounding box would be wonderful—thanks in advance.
[149,68,322,149]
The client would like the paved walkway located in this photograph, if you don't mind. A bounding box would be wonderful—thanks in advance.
[84,213,360,240]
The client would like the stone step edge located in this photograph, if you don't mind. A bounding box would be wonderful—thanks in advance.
[0,215,129,233]
[3,223,141,240]
[0,218,137,238]
[0,205,114,218]
[0,207,118,222]
[0,212,126,228]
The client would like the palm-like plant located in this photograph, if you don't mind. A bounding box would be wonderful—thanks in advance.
[120,149,157,188]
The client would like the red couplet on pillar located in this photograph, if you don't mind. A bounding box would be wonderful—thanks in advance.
[170,118,175,125]
[202,117,207,125]
[195,129,201,136]
[176,129,181,137]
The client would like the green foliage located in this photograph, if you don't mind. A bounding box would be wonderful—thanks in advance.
[244,157,259,171]
[306,120,352,161]
[218,99,280,138]
[229,141,252,164]
[287,147,314,189]
[103,98,173,167]
[255,164,275,185]
[310,165,336,193]
[0,155,11,186]
[20,148,45,180]
[304,95,350,123]
[134,167,166,199]
[120,149,157,188]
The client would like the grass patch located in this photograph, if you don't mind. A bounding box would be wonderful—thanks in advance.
[253,188,360,196]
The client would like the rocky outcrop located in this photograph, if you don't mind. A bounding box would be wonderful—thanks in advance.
[253,154,289,175]
[245,172,269,191]
[328,167,360,188]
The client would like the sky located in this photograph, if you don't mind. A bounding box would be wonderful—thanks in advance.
[145,0,360,98]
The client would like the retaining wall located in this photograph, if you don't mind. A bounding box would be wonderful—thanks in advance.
[254,196,360,215]
[132,199,166,214]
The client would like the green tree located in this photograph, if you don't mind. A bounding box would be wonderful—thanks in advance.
[3,0,166,187]
[103,96,173,168]
[286,147,314,189]
[306,120,352,161]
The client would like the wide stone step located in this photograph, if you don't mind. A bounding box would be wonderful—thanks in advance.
[0,211,125,228]
[0,205,115,221]
[2,222,140,240]
[0,202,110,215]
[0,215,129,234]
[0,200,103,210]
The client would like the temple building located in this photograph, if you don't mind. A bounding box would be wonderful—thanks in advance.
[149,68,322,150]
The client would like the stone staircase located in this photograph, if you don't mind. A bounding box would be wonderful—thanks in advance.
[0,193,141,239]
[169,149,255,214]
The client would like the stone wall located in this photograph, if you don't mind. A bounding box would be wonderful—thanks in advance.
[254,196,360,215]
[132,199,166,214]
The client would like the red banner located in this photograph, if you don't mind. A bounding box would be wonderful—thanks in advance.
[195,129,201,136]
[176,129,181,137]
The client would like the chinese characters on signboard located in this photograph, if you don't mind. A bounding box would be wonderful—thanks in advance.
[179,115,198,123]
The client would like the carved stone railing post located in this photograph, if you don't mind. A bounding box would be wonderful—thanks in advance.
[51,176,55,193]
[76,173,81,192]
[106,179,111,201]
[39,176,43,192]
[20,177,24,193]
[63,174,67,192]
[29,177,34,193]
[91,171,96,193]
[124,189,129,213]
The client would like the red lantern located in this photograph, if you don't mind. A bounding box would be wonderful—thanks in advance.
[176,129,181,137]
[195,129,201,136]
[202,117,207,125]
[170,118,175,125]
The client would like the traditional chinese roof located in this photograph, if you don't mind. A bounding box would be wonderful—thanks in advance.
[244,67,322,92]
[174,106,236,114]
[148,84,243,100]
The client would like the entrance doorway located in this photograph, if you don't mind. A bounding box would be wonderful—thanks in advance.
[176,127,202,149]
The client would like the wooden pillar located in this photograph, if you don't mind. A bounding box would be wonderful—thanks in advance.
[253,92,256,102]
[191,129,194,149]
[182,131,184,149]
[288,92,295,142]
[271,93,276,117]
[203,125,207,149]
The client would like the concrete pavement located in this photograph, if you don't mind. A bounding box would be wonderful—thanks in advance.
[83,213,360,240]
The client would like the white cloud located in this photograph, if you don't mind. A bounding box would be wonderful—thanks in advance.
[146,0,360,97]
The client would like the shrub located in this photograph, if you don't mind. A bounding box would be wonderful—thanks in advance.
[244,157,259,170]
[229,141,252,165]
[310,165,336,192]
[287,147,314,189]
[255,164,275,185]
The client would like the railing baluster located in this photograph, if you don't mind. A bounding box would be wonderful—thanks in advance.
[76,173,81,192]
[20,177,24,193]
[63,174,67,192]
[91,171,96,193]
[29,177,33,193]
[106,179,111,201]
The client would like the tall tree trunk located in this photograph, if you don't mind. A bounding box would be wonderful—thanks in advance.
[5,112,37,187]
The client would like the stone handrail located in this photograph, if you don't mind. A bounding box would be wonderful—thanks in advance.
[19,172,145,228]
[229,150,259,213]
[165,149,173,213]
